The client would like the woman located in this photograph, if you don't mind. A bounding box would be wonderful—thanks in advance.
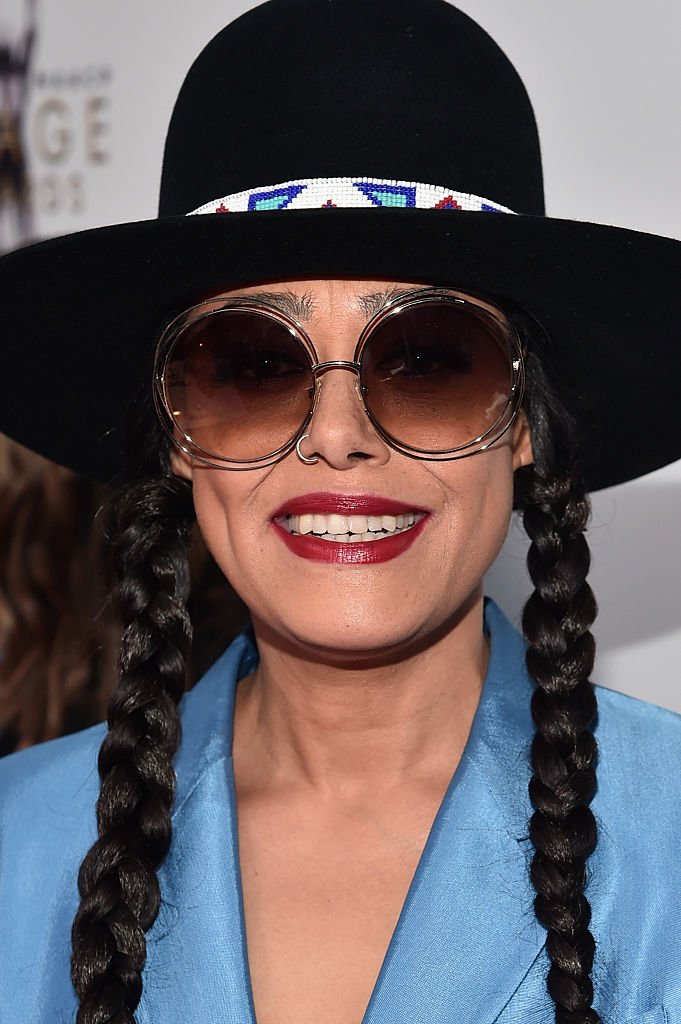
[0,2,680,1023]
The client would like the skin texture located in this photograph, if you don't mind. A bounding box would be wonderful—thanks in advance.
[171,278,534,1024]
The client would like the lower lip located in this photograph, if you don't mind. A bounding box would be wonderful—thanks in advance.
[272,517,428,564]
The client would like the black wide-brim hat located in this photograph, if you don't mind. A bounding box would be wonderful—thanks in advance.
[2,0,680,489]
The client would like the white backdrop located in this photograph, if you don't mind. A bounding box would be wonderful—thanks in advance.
[5,0,681,710]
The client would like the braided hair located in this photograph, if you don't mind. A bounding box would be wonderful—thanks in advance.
[70,463,195,1023]
[514,317,600,1023]
[69,317,600,1024]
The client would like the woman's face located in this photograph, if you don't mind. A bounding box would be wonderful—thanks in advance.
[171,279,533,661]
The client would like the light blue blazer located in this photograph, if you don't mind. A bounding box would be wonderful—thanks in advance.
[1,599,680,1023]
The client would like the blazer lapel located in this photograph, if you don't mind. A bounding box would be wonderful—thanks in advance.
[362,600,545,1024]
[137,631,259,1024]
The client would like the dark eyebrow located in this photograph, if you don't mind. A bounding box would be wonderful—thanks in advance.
[231,290,317,322]
[357,286,432,319]
[226,285,433,324]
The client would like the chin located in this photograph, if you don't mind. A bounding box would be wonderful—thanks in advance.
[257,604,455,666]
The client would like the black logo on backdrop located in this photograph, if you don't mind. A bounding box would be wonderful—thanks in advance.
[0,0,36,252]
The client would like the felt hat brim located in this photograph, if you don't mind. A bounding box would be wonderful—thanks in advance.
[2,207,680,489]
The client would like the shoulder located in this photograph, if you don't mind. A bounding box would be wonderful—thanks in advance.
[0,719,105,803]
[593,682,681,789]
[590,682,681,845]
[0,721,104,863]
[587,687,681,1010]
[0,723,105,1018]
[0,709,105,767]
[595,675,681,728]
[590,683,681,880]
[0,634,252,1017]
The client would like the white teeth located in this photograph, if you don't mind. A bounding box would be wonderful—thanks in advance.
[312,514,327,535]
[284,510,424,542]
[327,514,349,535]
[299,514,314,535]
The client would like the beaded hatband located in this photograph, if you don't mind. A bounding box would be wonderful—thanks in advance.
[187,177,516,215]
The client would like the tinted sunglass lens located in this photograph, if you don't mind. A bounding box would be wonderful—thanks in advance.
[163,309,314,462]
[360,300,515,453]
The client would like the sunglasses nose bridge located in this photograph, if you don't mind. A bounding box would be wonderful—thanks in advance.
[309,361,365,411]
[310,360,362,380]
[308,359,369,423]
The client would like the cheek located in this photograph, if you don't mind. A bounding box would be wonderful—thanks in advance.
[189,473,262,591]
[435,450,516,577]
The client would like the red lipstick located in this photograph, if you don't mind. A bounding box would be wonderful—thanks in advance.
[272,493,429,517]
[271,493,430,565]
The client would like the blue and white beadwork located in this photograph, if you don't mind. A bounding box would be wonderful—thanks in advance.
[187,177,516,215]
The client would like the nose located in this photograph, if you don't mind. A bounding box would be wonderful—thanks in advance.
[301,363,390,470]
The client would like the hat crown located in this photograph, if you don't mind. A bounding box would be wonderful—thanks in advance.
[159,0,544,219]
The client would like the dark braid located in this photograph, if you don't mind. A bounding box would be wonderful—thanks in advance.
[514,330,601,1024]
[71,475,195,1024]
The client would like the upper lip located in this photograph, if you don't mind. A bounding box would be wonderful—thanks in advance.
[272,492,431,518]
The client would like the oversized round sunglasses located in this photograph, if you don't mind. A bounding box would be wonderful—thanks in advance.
[153,287,525,469]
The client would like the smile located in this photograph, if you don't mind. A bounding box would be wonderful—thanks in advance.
[270,495,430,565]
[280,511,423,543]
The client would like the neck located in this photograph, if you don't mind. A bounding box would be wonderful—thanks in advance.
[232,588,489,799]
